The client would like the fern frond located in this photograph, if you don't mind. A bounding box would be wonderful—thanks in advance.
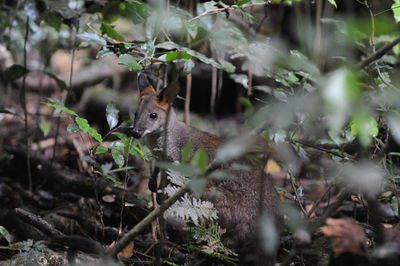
[165,192,218,225]
[190,223,238,260]
[166,169,189,187]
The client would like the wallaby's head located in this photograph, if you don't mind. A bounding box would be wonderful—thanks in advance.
[132,73,180,139]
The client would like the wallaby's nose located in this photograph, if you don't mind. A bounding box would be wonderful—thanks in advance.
[132,129,142,139]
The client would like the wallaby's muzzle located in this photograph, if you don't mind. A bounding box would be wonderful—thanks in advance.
[131,129,143,139]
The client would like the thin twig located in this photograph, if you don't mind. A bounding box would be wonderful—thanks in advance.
[288,171,308,216]
[184,74,192,125]
[247,69,253,96]
[210,66,218,120]
[374,5,400,17]
[21,16,32,191]
[188,2,268,22]
[291,139,351,161]
[306,183,334,218]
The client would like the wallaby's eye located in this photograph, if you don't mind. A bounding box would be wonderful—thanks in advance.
[149,112,157,119]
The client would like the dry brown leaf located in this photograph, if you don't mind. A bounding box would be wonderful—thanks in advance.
[320,218,367,256]
[117,241,135,258]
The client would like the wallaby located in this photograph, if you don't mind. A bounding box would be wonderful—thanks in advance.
[132,73,281,261]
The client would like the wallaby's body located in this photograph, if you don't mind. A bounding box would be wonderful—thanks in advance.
[132,74,280,258]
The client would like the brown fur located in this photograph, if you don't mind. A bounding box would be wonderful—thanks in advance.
[132,75,281,261]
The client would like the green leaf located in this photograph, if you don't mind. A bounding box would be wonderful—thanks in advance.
[106,103,119,129]
[157,162,200,177]
[67,123,80,133]
[215,136,253,163]
[100,23,125,42]
[96,49,114,59]
[81,155,97,165]
[156,42,235,72]
[1,64,28,82]
[181,141,193,163]
[96,146,108,153]
[183,59,195,75]
[112,132,128,141]
[123,138,132,155]
[119,54,142,71]
[75,117,90,131]
[103,173,123,185]
[208,170,232,180]
[43,11,62,31]
[42,0,77,19]
[191,149,209,175]
[350,114,378,146]
[123,1,151,24]
[75,117,103,143]
[204,1,217,10]
[239,97,254,117]
[188,177,207,197]
[112,149,125,168]
[165,51,192,62]
[141,41,155,57]
[323,68,359,133]
[0,225,11,244]
[393,0,400,23]
[47,103,77,116]
[77,32,107,46]
[327,0,337,8]
[42,71,68,91]
[88,127,103,143]
[236,0,251,6]
[39,120,51,137]
[129,142,148,160]
[102,2,122,23]
[185,21,198,39]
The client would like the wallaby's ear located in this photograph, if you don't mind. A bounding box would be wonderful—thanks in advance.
[157,81,180,106]
[137,73,156,97]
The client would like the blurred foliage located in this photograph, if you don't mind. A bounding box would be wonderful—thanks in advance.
[2,0,400,263]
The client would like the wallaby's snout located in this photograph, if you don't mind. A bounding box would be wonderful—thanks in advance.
[131,128,143,139]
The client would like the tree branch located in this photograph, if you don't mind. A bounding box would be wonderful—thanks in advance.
[357,36,400,68]
[108,185,189,257]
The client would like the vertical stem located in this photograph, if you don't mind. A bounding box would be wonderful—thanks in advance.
[247,69,253,96]
[314,0,323,68]
[184,0,193,126]
[21,16,32,191]
[184,74,192,125]
[210,66,217,120]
